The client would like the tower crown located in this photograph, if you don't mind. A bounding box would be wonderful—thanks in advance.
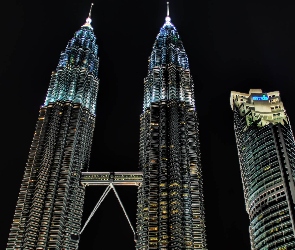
[44,4,99,114]
[143,3,194,110]
[149,5,189,70]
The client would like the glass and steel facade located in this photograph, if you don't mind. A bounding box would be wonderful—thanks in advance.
[136,15,207,249]
[7,17,99,249]
[231,89,295,249]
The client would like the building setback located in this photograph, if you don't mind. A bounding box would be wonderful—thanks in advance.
[231,89,295,249]
[7,9,99,250]
[136,8,207,249]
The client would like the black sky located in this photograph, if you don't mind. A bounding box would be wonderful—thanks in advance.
[2,0,295,249]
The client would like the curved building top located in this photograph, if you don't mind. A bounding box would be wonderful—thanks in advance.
[230,89,288,128]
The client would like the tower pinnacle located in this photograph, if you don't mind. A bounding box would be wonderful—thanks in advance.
[165,2,171,23]
[88,2,94,18]
[82,3,94,29]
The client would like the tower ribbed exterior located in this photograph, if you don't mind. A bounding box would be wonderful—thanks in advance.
[231,89,295,249]
[7,18,99,250]
[136,17,207,249]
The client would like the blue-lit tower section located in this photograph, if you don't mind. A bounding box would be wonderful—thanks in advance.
[7,11,99,250]
[231,89,295,249]
[136,12,207,249]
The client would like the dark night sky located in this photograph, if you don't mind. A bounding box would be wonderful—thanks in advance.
[2,0,295,249]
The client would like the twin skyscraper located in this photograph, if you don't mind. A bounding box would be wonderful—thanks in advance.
[6,3,295,250]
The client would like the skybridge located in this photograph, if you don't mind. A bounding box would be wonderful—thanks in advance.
[81,171,143,186]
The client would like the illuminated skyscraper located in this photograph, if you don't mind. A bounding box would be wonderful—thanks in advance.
[136,4,207,249]
[7,5,99,249]
[231,89,295,249]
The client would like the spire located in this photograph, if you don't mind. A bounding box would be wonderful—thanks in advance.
[88,2,94,18]
[165,2,171,23]
[82,3,94,29]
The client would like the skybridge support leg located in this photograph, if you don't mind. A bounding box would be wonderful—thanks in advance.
[77,181,139,243]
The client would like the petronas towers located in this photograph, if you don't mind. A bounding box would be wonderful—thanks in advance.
[6,3,207,250]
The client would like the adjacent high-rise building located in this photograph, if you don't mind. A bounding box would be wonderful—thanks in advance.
[136,6,207,249]
[7,6,99,249]
[231,89,295,249]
